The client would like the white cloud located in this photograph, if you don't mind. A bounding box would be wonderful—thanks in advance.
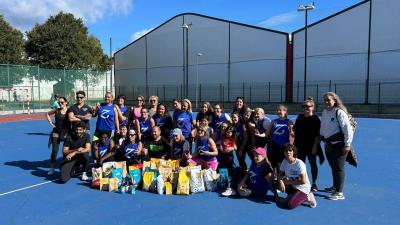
[131,28,154,41]
[0,0,133,31]
[259,11,299,27]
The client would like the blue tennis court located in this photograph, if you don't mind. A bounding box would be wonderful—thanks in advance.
[0,116,398,225]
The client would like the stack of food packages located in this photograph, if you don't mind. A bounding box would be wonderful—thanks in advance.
[91,158,231,195]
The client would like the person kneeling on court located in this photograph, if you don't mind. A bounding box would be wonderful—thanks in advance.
[276,143,317,209]
[60,122,91,183]
[93,132,116,166]
[235,147,276,198]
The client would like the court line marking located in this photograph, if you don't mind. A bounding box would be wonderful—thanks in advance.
[0,179,58,197]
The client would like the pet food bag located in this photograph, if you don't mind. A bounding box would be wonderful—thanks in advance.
[102,162,117,177]
[129,169,142,187]
[99,178,109,191]
[109,178,119,192]
[176,172,190,195]
[129,164,143,171]
[143,171,155,192]
[142,161,151,174]
[150,158,161,169]
[116,161,127,178]
[157,175,165,195]
[190,166,205,193]
[158,165,173,181]
[165,182,172,195]
[203,169,218,192]
[92,167,102,180]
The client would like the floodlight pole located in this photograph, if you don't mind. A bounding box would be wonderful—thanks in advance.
[182,23,191,99]
[196,53,203,110]
[298,3,315,100]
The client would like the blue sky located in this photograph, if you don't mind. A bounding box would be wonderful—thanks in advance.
[1,0,363,56]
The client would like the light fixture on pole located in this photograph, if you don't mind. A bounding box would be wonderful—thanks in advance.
[196,52,203,110]
[181,23,192,99]
[298,2,315,101]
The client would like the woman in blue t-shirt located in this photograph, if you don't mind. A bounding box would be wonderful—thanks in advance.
[93,92,120,138]
[211,104,231,146]
[135,108,155,144]
[152,103,173,141]
[120,129,143,165]
[266,104,294,170]
[173,99,195,141]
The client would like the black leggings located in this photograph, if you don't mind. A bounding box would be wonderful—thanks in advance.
[236,144,254,171]
[325,142,348,193]
[297,149,318,184]
[50,131,67,163]
[60,153,89,183]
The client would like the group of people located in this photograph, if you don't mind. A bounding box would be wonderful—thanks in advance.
[46,90,354,209]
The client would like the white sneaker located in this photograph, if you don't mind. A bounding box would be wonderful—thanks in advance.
[308,193,317,208]
[47,167,55,175]
[81,172,89,181]
[328,192,345,200]
[221,188,236,197]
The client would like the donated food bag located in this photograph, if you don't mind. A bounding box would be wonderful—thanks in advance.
[109,178,119,192]
[190,166,205,193]
[129,169,142,187]
[143,171,155,192]
[116,161,127,178]
[111,168,123,187]
[92,167,102,180]
[157,175,165,195]
[99,178,109,191]
[203,169,218,191]
[158,165,173,181]
[102,162,117,177]
[150,158,161,169]
[165,182,173,195]
[176,172,190,195]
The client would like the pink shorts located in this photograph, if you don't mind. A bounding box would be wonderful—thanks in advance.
[192,157,218,171]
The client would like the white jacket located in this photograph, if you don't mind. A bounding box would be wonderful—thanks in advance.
[320,108,353,146]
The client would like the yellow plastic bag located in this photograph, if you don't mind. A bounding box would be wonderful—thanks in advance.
[165,182,172,195]
[99,178,109,191]
[176,172,190,195]
[143,171,155,192]
[109,178,119,192]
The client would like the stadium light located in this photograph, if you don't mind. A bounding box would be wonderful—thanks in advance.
[181,23,192,98]
[298,2,315,101]
[196,52,203,110]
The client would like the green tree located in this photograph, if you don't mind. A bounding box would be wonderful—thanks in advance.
[25,12,110,82]
[0,15,27,86]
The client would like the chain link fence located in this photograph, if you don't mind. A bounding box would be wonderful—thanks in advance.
[0,64,110,113]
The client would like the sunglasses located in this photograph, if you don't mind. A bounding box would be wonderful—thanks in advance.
[137,99,143,102]
[129,134,136,136]
[59,101,66,104]
[76,96,84,99]
[303,105,313,108]
[150,99,157,102]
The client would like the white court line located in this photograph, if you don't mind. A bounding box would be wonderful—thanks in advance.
[0,179,58,197]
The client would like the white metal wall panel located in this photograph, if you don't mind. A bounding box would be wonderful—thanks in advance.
[293,2,370,82]
[230,24,287,84]
[370,0,400,80]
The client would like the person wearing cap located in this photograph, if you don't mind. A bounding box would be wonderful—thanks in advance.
[225,147,276,197]
[277,143,317,209]
[170,128,194,167]
[119,128,143,165]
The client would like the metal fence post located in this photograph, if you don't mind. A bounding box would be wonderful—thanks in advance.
[249,84,252,107]
[297,81,300,103]
[268,82,271,103]
[37,65,41,109]
[316,84,319,112]
[378,82,381,114]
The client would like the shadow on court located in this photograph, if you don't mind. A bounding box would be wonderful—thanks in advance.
[4,159,62,180]
[24,132,50,136]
